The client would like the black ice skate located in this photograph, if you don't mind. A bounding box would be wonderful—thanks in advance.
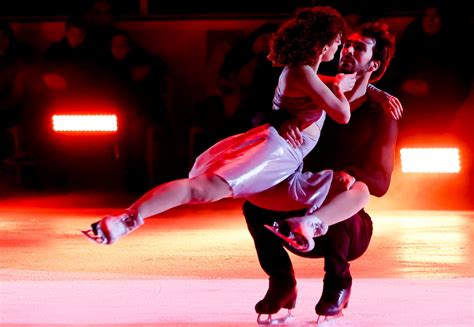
[255,280,297,325]
[315,286,350,323]
[264,215,328,253]
[82,209,143,245]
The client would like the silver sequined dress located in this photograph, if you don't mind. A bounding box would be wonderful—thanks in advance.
[189,87,333,210]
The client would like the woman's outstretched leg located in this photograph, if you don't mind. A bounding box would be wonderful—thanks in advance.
[128,174,232,218]
[83,174,232,244]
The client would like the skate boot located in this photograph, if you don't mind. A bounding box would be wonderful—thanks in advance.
[82,209,144,245]
[255,278,297,325]
[315,285,351,322]
[264,215,328,252]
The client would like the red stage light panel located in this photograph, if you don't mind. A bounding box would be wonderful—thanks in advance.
[400,148,461,173]
[52,115,118,132]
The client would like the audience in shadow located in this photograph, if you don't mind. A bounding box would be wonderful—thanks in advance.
[381,1,471,139]
[0,22,35,163]
[190,23,281,162]
[2,3,471,194]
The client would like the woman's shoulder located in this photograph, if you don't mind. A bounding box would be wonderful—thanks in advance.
[284,65,319,86]
[286,65,315,76]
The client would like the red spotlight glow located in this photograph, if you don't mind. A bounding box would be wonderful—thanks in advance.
[400,148,461,173]
[52,115,118,132]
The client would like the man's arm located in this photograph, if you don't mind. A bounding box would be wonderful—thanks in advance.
[367,84,403,120]
[319,77,403,120]
[345,111,398,197]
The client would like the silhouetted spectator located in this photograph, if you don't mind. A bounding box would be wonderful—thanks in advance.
[41,13,112,101]
[381,1,471,137]
[190,23,281,161]
[0,22,32,161]
[108,31,169,127]
[106,30,171,190]
[189,95,227,162]
[219,23,281,132]
[83,0,120,62]
[44,15,90,64]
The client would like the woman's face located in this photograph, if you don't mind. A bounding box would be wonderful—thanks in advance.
[321,34,342,62]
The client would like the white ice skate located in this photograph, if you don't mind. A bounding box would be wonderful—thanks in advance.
[265,215,328,252]
[82,209,144,245]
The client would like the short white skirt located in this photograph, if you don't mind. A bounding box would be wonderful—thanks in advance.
[189,123,332,209]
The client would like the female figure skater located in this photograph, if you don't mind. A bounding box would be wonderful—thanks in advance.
[83,6,397,250]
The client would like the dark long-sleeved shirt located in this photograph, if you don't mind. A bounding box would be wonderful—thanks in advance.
[304,99,398,197]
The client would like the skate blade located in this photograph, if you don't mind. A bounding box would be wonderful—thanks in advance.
[264,224,309,252]
[257,310,294,325]
[308,312,344,325]
[81,229,107,244]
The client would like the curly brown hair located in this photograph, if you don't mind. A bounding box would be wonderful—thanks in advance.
[268,6,347,67]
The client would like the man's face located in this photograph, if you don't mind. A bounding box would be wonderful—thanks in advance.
[338,33,376,76]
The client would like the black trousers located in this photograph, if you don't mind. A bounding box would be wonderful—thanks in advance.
[243,200,373,289]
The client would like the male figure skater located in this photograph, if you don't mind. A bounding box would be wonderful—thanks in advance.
[243,22,399,323]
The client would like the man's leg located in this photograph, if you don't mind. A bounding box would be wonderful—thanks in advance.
[243,200,304,282]
[315,209,373,316]
[243,201,305,314]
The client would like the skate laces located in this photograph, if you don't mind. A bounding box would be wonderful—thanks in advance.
[307,217,328,237]
[121,212,140,230]
[119,210,143,233]
[105,210,143,237]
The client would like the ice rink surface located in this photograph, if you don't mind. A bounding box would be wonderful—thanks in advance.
[1,193,473,326]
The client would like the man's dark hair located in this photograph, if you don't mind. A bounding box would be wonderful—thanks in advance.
[357,22,395,82]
